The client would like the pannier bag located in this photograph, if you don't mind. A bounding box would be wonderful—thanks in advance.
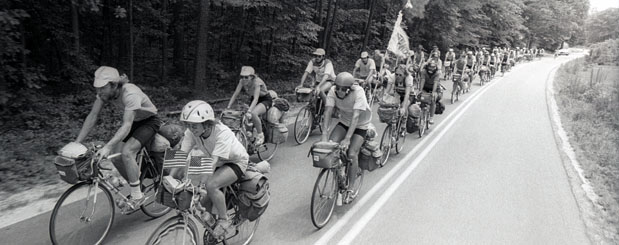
[149,134,171,152]
[268,123,289,144]
[221,109,244,130]
[377,102,399,123]
[158,124,185,148]
[419,93,433,104]
[310,141,341,168]
[238,169,270,221]
[435,101,445,115]
[267,90,278,99]
[406,115,419,133]
[272,98,290,112]
[54,142,93,184]
[358,146,381,172]
[408,103,421,118]
[267,107,283,124]
[296,87,313,102]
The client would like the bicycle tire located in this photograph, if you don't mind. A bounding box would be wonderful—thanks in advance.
[395,116,407,154]
[294,106,313,144]
[310,168,338,229]
[418,109,427,138]
[235,130,248,152]
[212,204,261,245]
[257,142,279,161]
[347,163,364,202]
[49,182,115,245]
[145,215,199,245]
[140,163,171,218]
[379,124,392,167]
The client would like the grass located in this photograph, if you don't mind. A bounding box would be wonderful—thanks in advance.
[554,57,619,241]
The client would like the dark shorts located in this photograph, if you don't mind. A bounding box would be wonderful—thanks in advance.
[252,94,272,110]
[123,115,162,147]
[221,162,244,180]
[335,122,367,139]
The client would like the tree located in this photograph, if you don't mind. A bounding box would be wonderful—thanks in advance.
[586,8,619,43]
[194,0,211,92]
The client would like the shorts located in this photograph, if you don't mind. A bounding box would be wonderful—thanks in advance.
[252,94,272,110]
[220,162,244,180]
[335,122,367,139]
[123,115,162,147]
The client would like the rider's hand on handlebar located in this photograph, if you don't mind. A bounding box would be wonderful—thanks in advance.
[340,138,351,152]
[96,145,112,161]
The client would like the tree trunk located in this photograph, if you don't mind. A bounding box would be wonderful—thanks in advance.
[315,0,323,27]
[129,0,134,80]
[71,0,80,54]
[321,0,333,48]
[193,0,210,92]
[325,0,338,52]
[172,0,186,80]
[101,0,112,64]
[362,0,375,51]
[160,0,168,83]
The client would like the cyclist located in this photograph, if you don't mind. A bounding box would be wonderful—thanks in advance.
[385,65,414,118]
[465,51,476,80]
[75,66,161,210]
[431,45,441,59]
[352,51,377,88]
[426,51,443,73]
[443,48,456,80]
[489,53,498,77]
[178,100,249,238]
[452,54,468,96]
[321,72,372,203]
[418,60,441,124]
[298,48,336,102]
[228,66,271,145]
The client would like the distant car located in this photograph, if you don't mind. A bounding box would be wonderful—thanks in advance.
[557,49,570,56]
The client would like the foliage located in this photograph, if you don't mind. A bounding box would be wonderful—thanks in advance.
[555,58,619,240]
[586,8,619,44]
[588,39,619,65]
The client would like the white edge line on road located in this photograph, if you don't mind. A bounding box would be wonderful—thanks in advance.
[337,66,504,245]
[544,55,600,205]
[316,65,516,245]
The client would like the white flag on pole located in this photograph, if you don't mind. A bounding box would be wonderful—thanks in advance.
[405,0,413,9]
[387,11,410,58]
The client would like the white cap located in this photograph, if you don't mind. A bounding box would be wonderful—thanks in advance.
[313,48,326,56]
[361,51,369,58]
[93,66,120,88]
[240,66,255,76]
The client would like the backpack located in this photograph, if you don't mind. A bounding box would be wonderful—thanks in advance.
[238,168,270,221]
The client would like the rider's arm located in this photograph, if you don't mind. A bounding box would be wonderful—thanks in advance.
[321,106,333,142]
[76,96,104,143]
[418,74,426,95]
[227,82,243,109]
[300,61,313,87]
[366,60,376,81]
[352,60,360,78]
[401,78,412,109]
[300,71,310,88]
[316,61,335,91]
[105,109,136,148]
[248,81,261,112]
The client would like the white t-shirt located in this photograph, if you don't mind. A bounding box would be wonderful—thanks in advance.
[325,85,372,129]
[305,59,336,83]
[387,73,414,94]
[180,123,248,172]
[105,83,158,122]
[354,58,376,78]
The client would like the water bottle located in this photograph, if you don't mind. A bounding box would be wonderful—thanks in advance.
[106,174,122,189]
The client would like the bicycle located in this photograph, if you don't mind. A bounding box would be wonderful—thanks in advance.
[378,104,407,167]
[479,66,489,86]
[416,93,434,137]
[450,74,463,104]
[145,182,260,245]
[310,143,365,229]
[221,108,279,161]
[355,78,378,108]
[49,143,171,245]
[443,62,453,81]
[294,89,325,144]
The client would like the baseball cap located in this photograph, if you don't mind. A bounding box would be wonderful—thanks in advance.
[93,66,120,88]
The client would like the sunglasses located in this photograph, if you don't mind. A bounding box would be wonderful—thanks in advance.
[313,55,324,59]
[240,76,251,79]
[395,73,404,77]
[335,86,350,92]
[361,57,368,59]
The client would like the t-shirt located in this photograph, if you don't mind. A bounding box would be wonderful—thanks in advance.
[107,83,158,122]
[180,123,249,171]
[325,85,372,129]
[354,58,376,78]
[241,76,268,98]
[387,73,413,95]
[445,52,456,61]
[305,59,336,84]
[422,70,440,91]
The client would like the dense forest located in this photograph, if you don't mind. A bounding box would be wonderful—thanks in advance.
[0,0,598,190]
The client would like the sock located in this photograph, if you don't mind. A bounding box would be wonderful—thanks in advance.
[129,181,143,199]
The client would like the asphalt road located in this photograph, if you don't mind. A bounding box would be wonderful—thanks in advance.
[0,55,590,245]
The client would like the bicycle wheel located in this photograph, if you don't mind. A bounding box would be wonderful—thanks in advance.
[347,164,364,202]
[379,124,393,167]
[395,116,407,154]
[215,205,261,245]
[235,130,248,151]
[257,142,279,161]
[49,182,115,245]
[140,165,171,218]
[146,215,199,245]
[418,109,427,138]
[294,106,313,144]
[310,168,338,229]
[450,91,455,104]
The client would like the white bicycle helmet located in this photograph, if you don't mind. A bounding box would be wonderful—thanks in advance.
[180,100,215,123]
